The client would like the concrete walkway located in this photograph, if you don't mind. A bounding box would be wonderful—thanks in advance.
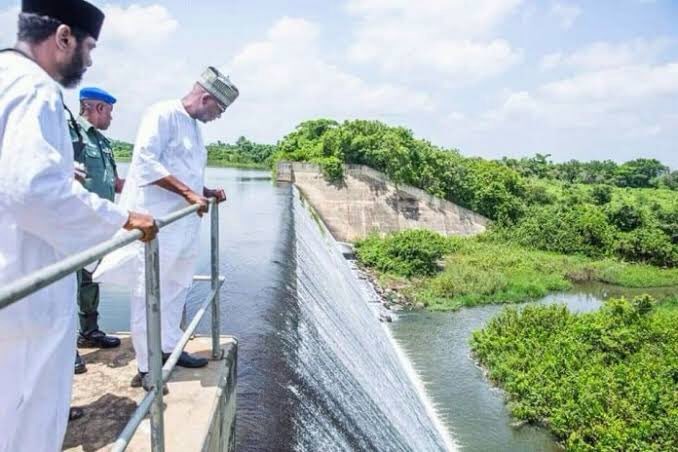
[63,334,236,452]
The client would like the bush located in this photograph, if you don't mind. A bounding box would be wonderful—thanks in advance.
[355,229,449,277]
[499,204,615,257]
[590,184,613,205]
[615,227,677,267]
[471,296,678,451]
[606,202,645,232]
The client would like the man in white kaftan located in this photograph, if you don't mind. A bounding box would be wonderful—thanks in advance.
[0,3,157,452]
[95,67,238,381]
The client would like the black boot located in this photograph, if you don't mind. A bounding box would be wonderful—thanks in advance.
[78,329,121,348]
[74,351,87,374]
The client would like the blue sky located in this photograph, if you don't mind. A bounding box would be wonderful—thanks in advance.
[1,1,677,167]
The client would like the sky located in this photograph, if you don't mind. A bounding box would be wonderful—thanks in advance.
[1,1,677,167]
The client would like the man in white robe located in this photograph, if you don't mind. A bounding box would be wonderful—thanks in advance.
[95,67,238,386]
[0,2,157,452]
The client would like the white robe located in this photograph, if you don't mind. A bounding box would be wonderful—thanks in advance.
[0,51,129,452]
[94,100,206,372]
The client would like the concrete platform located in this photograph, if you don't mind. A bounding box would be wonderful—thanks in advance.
[63,334,237,452]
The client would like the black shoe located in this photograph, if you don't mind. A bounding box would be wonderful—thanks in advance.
[131,371,169,395]
[74,352,87,374]
[68,406,84,422]
[78,330,121,349]
[162,351,209,369]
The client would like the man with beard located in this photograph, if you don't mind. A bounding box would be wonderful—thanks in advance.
[0,1,157,451]
[95,67,238,390]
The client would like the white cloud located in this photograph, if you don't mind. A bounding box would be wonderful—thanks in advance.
[71,4,188,140]
[489,62,678,131]
[550,2,581,29]
[540,63,678,104]
[540,38,672,71]
[100,4,178,47]
[347,0,524,81]
[347,0,524,37]
[216,16,434,143]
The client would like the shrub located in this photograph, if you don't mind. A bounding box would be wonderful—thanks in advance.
[355,229,449,277]
[615,227,677,267]
[471,296,678,451]
[606,202,645,232]
[590,184,613,205]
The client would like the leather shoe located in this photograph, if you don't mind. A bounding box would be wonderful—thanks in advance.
[74,352,87,374]
[68,406,84,422]
[162,351,208,368]
[78,330,121,348]
[130,371,169,395]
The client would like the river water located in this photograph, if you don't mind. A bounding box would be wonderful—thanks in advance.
[97,166,672,451]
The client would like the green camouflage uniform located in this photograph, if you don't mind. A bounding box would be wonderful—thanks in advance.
[70,116,119,335]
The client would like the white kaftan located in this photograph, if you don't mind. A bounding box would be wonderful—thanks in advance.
[94,100,206,372]
[0,51,129,452]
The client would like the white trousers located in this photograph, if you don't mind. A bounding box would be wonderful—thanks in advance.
[130,276,189,373]
[0,295,75,452]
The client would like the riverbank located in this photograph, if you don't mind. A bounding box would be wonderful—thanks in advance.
[470,295,677,451]
[114,156,268,170]
[355,230,678,311]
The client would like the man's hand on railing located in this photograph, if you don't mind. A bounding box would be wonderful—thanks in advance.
[203,187,227,203]
[184,191,209,217]
[124,212,159,242]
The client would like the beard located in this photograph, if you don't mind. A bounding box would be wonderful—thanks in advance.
[59,44,86,88]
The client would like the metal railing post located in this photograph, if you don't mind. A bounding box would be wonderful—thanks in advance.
[145,236,165,452]
[210,199,222,359]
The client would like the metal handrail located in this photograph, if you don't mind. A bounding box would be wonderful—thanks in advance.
[0,198,225,452]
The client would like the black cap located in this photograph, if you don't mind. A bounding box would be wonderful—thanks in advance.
[22,0,105,41]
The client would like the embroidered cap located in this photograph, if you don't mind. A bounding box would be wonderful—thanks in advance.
[197,66,239,110]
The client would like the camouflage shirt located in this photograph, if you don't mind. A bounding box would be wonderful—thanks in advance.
[69,116,118,202]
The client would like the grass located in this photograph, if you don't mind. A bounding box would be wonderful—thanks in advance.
[356,233,678,311]
[470,296,678,451]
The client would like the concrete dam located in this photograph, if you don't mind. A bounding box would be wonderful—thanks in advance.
[276,162,488,242]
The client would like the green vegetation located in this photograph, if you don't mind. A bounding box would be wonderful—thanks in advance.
[356,230,678,311]
[275,119,677,267]
[206,137,275,169]
[355,229,450,277]
[112,136,276,169]
[274,119,527,223]
[500,153,676,190]
[471,296,678,451]
[111,139,133,160]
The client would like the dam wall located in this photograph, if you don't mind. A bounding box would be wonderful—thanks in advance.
[277,162,488,242]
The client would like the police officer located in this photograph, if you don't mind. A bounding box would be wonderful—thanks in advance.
[68,87,125,374]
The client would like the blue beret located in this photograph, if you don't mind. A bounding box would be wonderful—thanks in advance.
[80,87,116,105]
